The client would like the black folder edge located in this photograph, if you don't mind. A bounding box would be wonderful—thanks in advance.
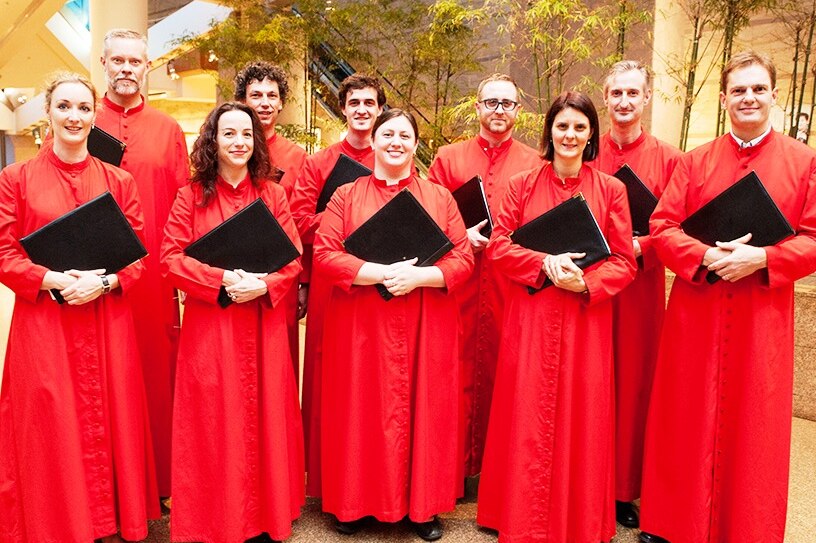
[316,154,372,213]
[452,175,493,237]
[184,198,300,308]
[88,125,126,167]
[680,171,794,284]
[613,163,658,237]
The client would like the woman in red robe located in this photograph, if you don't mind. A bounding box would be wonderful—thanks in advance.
[477,91,637,543]
[161,102,304,543]
[0,73,159,542]
[313,109,474,541]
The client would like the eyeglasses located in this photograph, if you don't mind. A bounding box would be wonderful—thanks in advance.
[480,98,519,112]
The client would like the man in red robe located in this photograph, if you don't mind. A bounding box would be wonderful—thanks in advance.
[592,60,681,529]
[235,61,309,383]
[426,73,540,479]
[96,29,189,498]
[289,73,385,496]
[639,51,816,543]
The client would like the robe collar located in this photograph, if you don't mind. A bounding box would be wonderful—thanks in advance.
[371,173,415,189]
[216,173,252,194]
[47,147,91,172]
[102,94,146,115]
[266,132,279,147]
[544,162,586,191]
[604,129,647,152]
[729,125,772,149]
[340,138,373,162]
[477,134,513,160]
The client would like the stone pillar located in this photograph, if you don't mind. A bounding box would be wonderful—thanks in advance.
[89,0,149,92]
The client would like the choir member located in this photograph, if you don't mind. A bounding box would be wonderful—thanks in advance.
[313,108,474,541]
[639,51,816,543]
[0,71,159,542]
[161,102,304,543]
[427,73,541,479]
[591,60,681,529]
[477,91,637,543]
[289,73,385,497]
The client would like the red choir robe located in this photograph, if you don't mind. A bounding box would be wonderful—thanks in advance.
[161,178,305,542]
[640,130,816,543]
[592,131,681,502]
[313,174,474,521]
[477,163,637,543]
[95,94,189,496]
[266,133,309,384]
[289,139,375,496]
[427,135,541,476]
[0,150,160,542]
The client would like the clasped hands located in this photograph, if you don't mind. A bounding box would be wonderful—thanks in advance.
[542,253,588,293]
[42,268,109,305]
[381,257,424,297]
[703,233,767,282]
[222,269,268,303]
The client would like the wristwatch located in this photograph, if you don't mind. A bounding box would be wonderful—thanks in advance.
[100,275,111,295]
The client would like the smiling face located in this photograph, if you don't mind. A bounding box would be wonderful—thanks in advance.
[476,80,520,138]
[373,115,418,175]
[341,87,383,136]
[47,81,96,149]
[550,107,592,164]
[720,63,778,140]
[101,37,149,101]
[216,109,255,174]
[244,78,282,134]
[604,68,651,128]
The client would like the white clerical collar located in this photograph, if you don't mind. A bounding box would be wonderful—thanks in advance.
[730,125,771,149]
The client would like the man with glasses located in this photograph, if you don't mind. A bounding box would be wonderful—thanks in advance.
[427,73,540,483]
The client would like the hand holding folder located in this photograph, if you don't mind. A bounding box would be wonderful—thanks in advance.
[452,175,493,237]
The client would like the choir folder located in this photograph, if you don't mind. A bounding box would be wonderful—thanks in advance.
[680,170,794,284]
[88,126,126,167]
[343,188,454,301]
[184,198,301,307]
[19,191,147,303]
[613,164,658,237]
[510,193,611,294]
[452,175,493,237]
[316,154,373,212]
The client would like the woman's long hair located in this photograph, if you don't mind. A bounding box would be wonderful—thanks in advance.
[189,102,276,206]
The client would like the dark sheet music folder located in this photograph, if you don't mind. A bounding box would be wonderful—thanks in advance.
[19,191,147,304]
[316,154,372,212]
[88,126,126,167]
[452,175,493,237]
[680,170,794,284]
[613,164,658,237]
[184,198,301,307]
[343,188,454,301]
[510,193,611,294]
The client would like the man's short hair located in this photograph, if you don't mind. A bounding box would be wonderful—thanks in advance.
[338,73,386,108]
[234,61,290,104]
[720,51,776,93]
[476,73,518,100]
[603,60,651,96]
[102,29,147,57]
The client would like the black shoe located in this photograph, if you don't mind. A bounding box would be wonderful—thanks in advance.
[639,531,670,543]
[411,516,443,541]
[334,516,365,535]
[616,500,639,528]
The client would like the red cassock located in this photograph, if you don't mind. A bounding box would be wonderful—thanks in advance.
[427,135,541,476]
[289,139,375,496]
[640,131,816,543]
[266,133,309,384]
[592,131,681,502]
[95,95,189,496]
[477,163,637,543]
[0,150,160,542]
[313,174,474,522]
[161,178,305,542]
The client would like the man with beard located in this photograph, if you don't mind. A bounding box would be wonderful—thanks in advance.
[96,28,189,500]
[235,61,308,383]
[427,73,540,482]
[592,60,681,529]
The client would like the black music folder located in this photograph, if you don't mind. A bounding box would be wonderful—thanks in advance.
[19,191,147,304]
[343,188,454,301]
[613,164,658,237]
[184,198,301,307]
[452,175,493,237]
[510,193,611,294]
[316,154,372,212]
[680,170,794,284]
[88,126,126,167]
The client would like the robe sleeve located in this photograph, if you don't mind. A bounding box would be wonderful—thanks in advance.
[160,187,224,304]
[171,124,191,191]
[485,174,549,289]
[290,155,324,243]
[260,187,303,306]
[434,189,474,293]
[112,171,147,293]
[636,148,680,272]
[313,186,366,292]
[0,166,49,302]
[426,152,451,189]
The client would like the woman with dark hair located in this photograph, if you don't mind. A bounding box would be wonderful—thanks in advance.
[313,108,474,541]
[161,102,304,543]
[0,72,159,542]
[477,91,637,543]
